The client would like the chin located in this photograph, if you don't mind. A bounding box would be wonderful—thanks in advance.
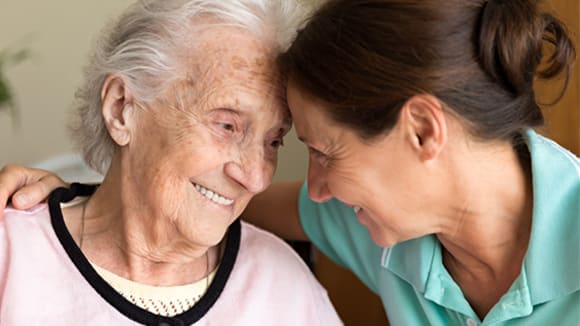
[366,230,394,248]
[375,238,398,248]
[208,220,236,243]
[373,227,418,248]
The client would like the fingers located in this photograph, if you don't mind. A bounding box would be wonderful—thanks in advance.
[0,164,29,211]
[0,164,68,215]
[13,174,69,209]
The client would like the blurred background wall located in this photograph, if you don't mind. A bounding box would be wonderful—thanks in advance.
[1,1,130,168]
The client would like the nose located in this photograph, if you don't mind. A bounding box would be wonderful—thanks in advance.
[307,159,333,203]
[225,145,273,194]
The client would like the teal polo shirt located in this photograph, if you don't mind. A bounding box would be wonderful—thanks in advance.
[299,129,579,325]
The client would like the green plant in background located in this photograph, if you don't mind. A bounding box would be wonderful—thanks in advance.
[0,47,30,126]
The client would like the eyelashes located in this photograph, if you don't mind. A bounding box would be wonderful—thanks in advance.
[213,119,285,158]
[209,108,288,159]
[308,147,330,166]
[308,147,326,157]
[270,138,284,149]
[218,122,235,132]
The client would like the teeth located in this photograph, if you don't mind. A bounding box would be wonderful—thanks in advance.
[353,206,361,214]
[194,184,234,206]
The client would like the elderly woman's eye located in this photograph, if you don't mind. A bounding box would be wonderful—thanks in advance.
[270,138,285,149]
[219,122,235,132]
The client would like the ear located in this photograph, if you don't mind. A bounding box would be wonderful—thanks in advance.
[101,75,135,146]
[398,94,447,161]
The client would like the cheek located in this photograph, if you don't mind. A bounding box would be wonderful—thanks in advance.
[169,132,233,172]
[264,159,276,181]
[326,167,365,196]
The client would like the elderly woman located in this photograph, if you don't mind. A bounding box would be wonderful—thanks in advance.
[0,0,342,325]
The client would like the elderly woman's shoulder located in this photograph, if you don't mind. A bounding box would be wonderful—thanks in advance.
[238,221,314,274]
[0,204,54,277]
[1,203,51,231]
[208,224,341,325]
[220,221,342,325]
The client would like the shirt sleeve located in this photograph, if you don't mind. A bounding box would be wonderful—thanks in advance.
[298,182,383,294]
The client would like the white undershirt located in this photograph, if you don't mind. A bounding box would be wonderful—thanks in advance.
[92,263,217,317]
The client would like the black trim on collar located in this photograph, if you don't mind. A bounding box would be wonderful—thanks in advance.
[48,183,241,325]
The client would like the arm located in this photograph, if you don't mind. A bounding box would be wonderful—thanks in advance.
[242,180,309,241]
[0,164,67,214]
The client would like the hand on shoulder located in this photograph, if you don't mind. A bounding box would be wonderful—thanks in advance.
[0,164,67,216]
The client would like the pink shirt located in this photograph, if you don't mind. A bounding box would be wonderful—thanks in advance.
[0,188,341,325]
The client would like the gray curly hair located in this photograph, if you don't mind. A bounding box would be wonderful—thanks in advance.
[71,0,305,174]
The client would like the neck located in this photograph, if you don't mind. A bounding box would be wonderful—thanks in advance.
[435,137,533,317]
[62,163,221,286]
[438,138,533,268]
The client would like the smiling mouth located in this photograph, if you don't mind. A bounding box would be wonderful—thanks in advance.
[193,183,234,206]
[353,206,361,214]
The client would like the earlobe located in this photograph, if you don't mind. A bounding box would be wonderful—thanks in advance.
[401,94,447,161]
[101,75,134,146]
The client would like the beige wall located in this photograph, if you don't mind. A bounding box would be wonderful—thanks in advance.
[0,1,131,165]
[0,1,308,181]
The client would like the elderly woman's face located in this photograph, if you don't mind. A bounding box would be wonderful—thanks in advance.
[124,28,290,247]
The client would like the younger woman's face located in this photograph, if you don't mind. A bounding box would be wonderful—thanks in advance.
[287,82,434,247]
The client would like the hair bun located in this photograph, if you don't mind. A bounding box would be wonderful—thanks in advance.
[478,0,574,97]
[479,0,542,94]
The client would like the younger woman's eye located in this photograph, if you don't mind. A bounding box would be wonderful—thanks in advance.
[308,147,325,157]
[308,147,330,166]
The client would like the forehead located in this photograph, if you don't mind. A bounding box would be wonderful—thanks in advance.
[200,29,275,76]
[181,28,279,94]
[169,27,288,120]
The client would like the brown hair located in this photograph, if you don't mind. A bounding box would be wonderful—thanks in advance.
[279,0,576,141]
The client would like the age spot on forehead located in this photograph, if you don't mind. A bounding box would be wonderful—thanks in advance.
[231,55,249,70]
[229,53,274,76]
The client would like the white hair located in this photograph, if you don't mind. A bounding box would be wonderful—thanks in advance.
[72,0,306,174]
